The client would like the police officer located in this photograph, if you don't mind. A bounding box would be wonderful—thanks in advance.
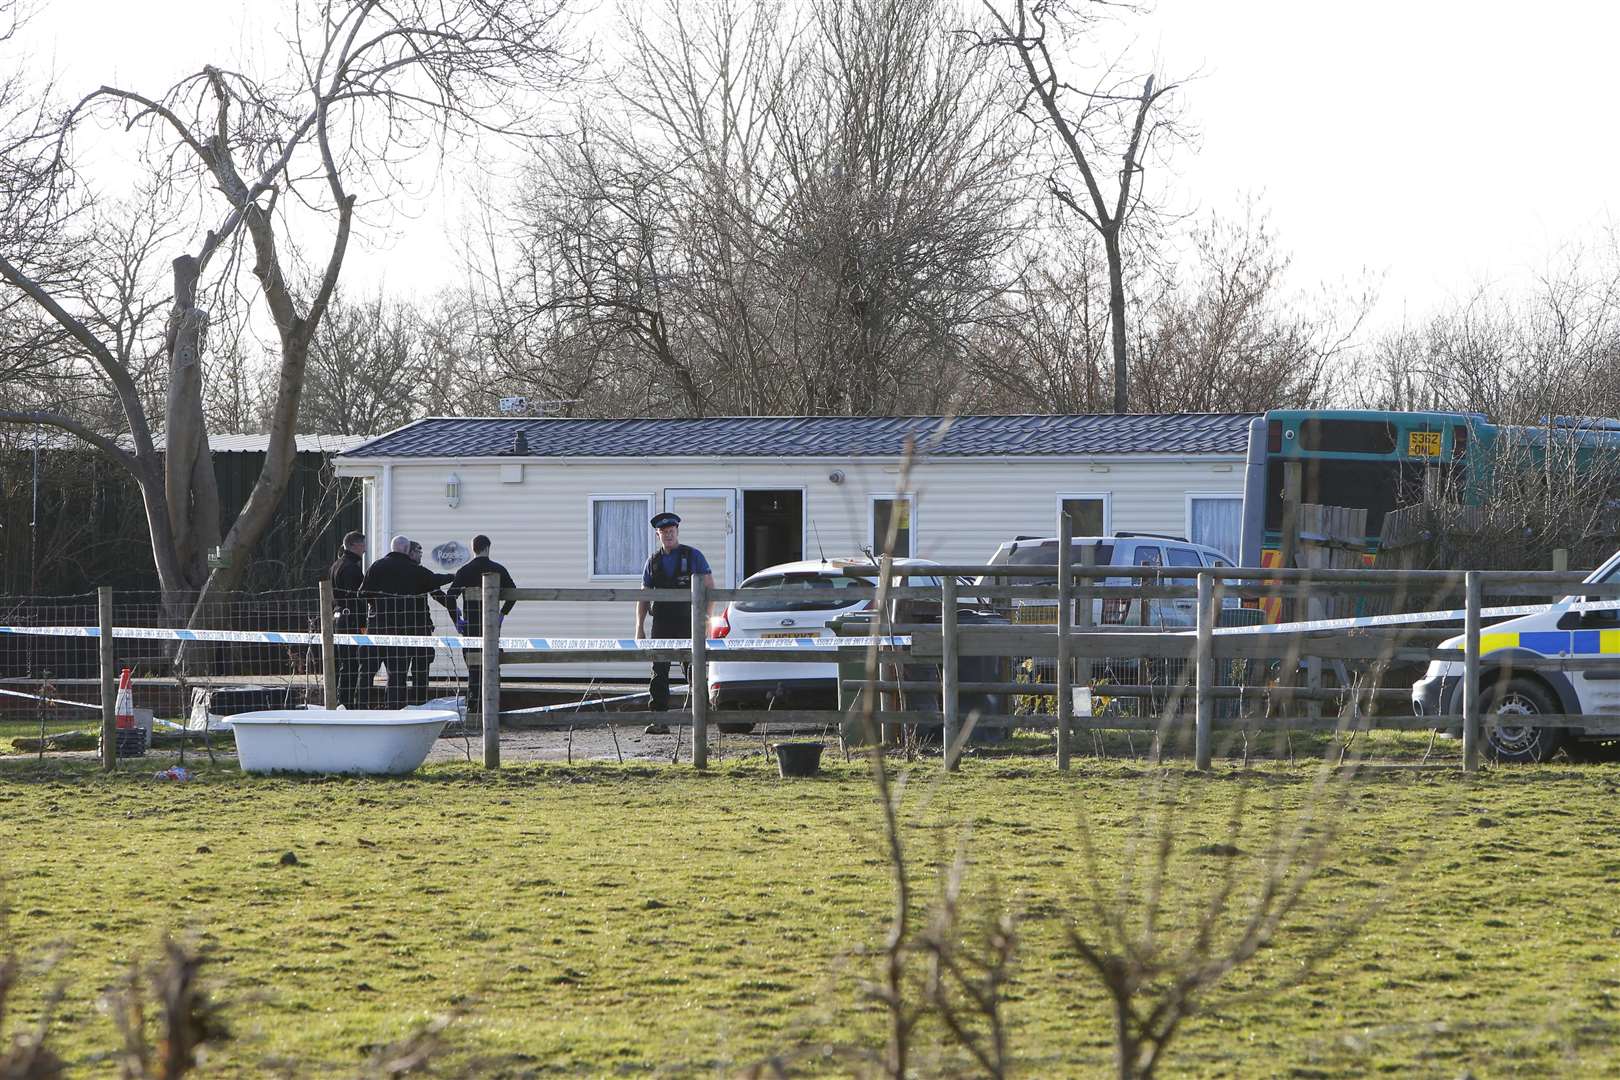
[633,512,713,734]
[328,530,375,707]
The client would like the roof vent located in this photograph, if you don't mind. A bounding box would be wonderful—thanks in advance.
[505,430,530,456]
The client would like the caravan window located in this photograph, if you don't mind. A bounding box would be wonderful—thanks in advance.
[589,495,653,577]
[871,496,914,558]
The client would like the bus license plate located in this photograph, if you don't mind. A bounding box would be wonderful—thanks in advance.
[1408,430,1441,457]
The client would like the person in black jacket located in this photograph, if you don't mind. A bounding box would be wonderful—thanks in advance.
[446,534,518,713]
[328,530,375,707]
[361,534,454,708]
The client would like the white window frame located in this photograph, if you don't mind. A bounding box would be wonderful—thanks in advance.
[587,493,655,580]
[1055,492,1112,537]
[1185,492,1244,561]
[869,493,916,558]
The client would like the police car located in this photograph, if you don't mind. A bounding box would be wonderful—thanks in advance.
[1412,547,1620,762]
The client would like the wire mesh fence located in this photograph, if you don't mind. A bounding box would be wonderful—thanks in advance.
[0,588,480,753]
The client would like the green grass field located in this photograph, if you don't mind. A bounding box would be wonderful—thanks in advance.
[3,751,1619,1077]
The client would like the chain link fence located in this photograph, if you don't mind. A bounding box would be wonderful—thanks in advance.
[0,589,477,754]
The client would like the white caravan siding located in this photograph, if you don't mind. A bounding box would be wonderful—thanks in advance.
[365,455,1242,678]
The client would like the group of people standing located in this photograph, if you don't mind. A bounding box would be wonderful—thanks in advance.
[328,510,712,731]
[329,530,515,710]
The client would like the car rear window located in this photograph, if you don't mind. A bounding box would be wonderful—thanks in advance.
[1001,542,1113,567]
[734,572,876,612]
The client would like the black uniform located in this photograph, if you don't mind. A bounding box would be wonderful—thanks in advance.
[446,555,518,711]
[643,544,707,711]
[328,549,376,707]
[360,551,454,708]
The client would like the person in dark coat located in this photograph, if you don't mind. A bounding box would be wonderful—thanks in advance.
[361,534,454,708]
[632,512,713,733]
[328,530,376,707]
[446,534,518,713]
[404,540,454,706]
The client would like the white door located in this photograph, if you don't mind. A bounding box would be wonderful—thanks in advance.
[664,488,737,588]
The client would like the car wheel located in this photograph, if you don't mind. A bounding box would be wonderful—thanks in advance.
[711,705,755,735]
[1482,678,1564,763]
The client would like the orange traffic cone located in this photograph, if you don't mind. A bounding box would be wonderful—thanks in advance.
[115,668,134,730]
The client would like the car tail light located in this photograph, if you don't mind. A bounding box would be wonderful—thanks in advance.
[1102,599,1129,624]
[709,606,731,639]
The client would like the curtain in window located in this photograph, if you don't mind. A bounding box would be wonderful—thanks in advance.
[593,499,648,575]
[1190,497,1242,561]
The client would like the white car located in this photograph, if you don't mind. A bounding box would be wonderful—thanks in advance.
[707,557,949,729]
[1412,546,1620,762]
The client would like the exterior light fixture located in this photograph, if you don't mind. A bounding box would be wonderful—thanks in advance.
[446,472,461,509]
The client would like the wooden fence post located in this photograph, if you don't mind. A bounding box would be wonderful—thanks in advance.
[1463,570,1481,774]
[1076,543,1094,629]
[691,574,709,770]
[941,572,959,772]
[99,586,115,770]
[319,578,338,709]
[1056,513,1073,772]
[482,572,501,769]
[1195,570,1214,771]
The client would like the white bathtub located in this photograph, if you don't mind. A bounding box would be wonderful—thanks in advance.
[231,710,453,775]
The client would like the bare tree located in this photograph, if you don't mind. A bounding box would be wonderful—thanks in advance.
[769,0,1029,415]
[1131,207,1369,412]
[301,289,438,435]
[971,218,1123,412]
[1350,235,1620,422]
[972,0,1184,413]
[474,0,1027,418]
[0,0,580,621]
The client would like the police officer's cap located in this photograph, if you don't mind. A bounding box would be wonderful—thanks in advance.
[650,512,681,529]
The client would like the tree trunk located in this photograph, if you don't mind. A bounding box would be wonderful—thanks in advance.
[1105,229,1129,414]
[165,253,221,597]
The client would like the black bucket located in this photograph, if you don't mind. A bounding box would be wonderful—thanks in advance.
[773,741,824,778]
[114,727,148,758]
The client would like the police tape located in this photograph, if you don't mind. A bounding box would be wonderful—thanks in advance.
[1208,598,1620,637]
[4,596,1616,649]
[0,686,101,709]
[0,625,910,651]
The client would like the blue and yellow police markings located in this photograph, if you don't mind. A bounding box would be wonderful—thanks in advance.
[1477,629,1620,657]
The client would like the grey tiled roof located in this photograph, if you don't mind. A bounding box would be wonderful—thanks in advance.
[341,413,1258,460]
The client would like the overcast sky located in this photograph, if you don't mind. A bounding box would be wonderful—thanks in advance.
[21,0,1620,327]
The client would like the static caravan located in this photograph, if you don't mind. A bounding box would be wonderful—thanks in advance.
[333,414,1254,675]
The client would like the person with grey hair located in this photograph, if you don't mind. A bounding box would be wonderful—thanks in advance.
[361,533,454,708]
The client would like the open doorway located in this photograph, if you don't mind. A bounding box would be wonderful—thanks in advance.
[742,489,804,577]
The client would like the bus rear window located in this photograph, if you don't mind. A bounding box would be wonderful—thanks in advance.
[1263,459,1444,537]
[1298,419,1398,454]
